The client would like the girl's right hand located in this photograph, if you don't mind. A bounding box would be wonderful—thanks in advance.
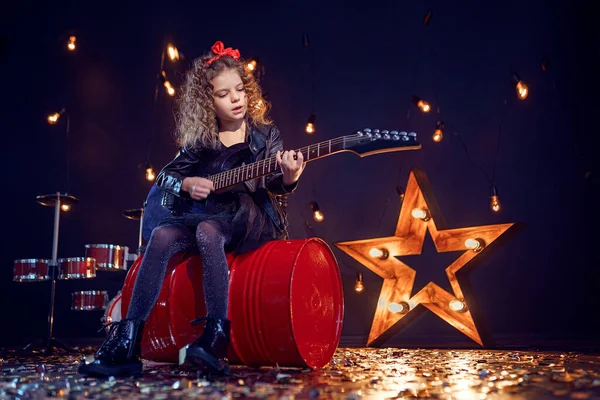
[183,177,214,200]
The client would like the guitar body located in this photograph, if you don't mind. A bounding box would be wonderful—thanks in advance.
[142,143,256,242]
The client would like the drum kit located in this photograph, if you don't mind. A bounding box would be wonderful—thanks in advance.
[15,191,144,352]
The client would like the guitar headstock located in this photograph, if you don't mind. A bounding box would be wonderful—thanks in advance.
[344,128,421,156]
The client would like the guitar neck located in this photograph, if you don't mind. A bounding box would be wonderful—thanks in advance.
[210,137,347,191]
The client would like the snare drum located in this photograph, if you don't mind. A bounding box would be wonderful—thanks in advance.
[13,259,50,282]
[85,244,128,271]
[57,257,96,279]
[102,291,122,327]
[71,290,108,311]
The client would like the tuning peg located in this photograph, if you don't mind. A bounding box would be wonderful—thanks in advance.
[365,131,372,137]
[382,130,389,134]
[356,130,364,136]
[391,130,398,135]
[383,133,391,139]
[408,132,417,137]
[399,131,407,136]
[364,128,372,133]
[373,129,380,134]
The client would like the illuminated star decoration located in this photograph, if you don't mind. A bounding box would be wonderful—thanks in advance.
[335,169,518,346]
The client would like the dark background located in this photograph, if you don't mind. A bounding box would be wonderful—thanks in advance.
[1,0,598,349]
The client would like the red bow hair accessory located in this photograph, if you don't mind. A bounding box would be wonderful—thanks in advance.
[205,41,241,66]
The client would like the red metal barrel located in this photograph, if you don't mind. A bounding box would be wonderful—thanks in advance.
[121,238,343,370]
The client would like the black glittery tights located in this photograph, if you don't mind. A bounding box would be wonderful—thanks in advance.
[126,221,232,321]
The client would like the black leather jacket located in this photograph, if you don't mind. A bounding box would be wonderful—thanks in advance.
[156,123,298,238]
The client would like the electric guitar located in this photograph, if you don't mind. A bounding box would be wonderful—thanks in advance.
[159,128,421,215]
[210,128,420,192]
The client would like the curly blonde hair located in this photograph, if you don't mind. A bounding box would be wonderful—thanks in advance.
[175,50,271,150]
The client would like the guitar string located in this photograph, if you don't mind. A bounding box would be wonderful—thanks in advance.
[210,134,418,190]
[215,135,413,189]
[215,135,391,189]
[217,136,362,189]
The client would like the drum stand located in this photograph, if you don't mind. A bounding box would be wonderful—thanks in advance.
[23,192,78,354]
[123,206,145,254]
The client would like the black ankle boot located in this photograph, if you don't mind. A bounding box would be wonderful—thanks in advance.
[78,318,145,377]
[179,316,231,375]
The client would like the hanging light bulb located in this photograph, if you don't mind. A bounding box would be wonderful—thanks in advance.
[354,272,364,293]
[411,95,431,113]
[167,43,180,61]
[305,113,316,134]
[47,108,66,125]
[159,71,175,96]
[48,112,60,125]
[61,204,71,212]
[246,59,258,71]
[490,185,501,212]
[164,81,175,96]
[433,120,444,142]
[510,73,528,100]
[310,201,324,222]
[145,166,156,181]
[67,36,76,51]
[411,207,430,221]
[368,248,389,260]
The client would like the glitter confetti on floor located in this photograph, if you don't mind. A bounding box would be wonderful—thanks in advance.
[2,347,600,399]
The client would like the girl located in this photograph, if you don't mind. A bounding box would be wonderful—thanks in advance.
[79,41,305,377]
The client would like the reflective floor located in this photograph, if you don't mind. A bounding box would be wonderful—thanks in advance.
[2,347,600,399]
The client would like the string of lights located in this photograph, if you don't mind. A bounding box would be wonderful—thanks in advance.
[411,7,531,213]
[142,41,182,182]
[303,33,316,135]
[43,36,81,213]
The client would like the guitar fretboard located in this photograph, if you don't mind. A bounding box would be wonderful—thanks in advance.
[209,135,354,191]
